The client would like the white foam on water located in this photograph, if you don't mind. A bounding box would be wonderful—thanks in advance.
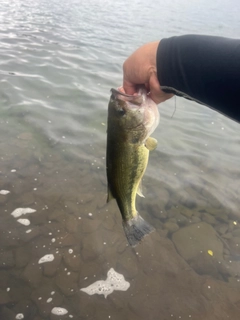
[11,169,16,172]
[51,307,68,316]
[38,254,55,264]
[26,229,32,233]
[15,314,24,319]
[11,208,36,218]
[17,219,30,226]
[80,268,130,298]
[0,190,10,195]
[47,297,53,303]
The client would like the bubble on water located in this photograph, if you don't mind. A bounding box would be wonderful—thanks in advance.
[51,238,56,243]
[88,213,92,217]
[15,314,24,319]
[38,254,55,264]
[47,298,53,303]
[11,208,36,218]
[0,190,10,195]
[6,287,10,292]
[11,169,16,172]
[51,307,68,316]
[17,219,30,226]
[51,291,55,295]
[68,249,73,254]
[26,229,32,233]
[80,268,130,298]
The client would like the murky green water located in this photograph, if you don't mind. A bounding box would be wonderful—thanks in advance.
[0,0,240,319]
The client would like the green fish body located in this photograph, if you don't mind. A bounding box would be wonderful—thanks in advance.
[106,88,160,246]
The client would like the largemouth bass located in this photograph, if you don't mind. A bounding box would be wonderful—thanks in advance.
[106,87,160,247]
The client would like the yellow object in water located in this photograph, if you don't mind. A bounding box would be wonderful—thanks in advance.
[208,250,213,256]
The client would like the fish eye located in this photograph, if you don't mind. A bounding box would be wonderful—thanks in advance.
[117,108,125,117]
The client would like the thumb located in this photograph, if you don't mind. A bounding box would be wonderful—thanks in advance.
[123,79,137,95]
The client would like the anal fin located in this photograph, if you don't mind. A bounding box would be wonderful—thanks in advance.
[137,180,145,198]
[107,187,115,203]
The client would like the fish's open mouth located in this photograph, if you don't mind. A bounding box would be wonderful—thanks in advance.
[110,88,143,106]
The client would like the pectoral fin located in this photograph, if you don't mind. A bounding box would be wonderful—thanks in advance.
[137,180,145,198]
[145,137,158,151]
[107,187,114,203]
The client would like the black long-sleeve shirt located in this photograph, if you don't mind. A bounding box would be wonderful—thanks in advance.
[157,35,240,122]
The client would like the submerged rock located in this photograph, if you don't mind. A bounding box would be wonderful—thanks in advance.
[55,268,78,296]
[22,261,43,288]
[163,221,179,234]
[0,289,11,305]
[0,250,15,269]
[172,222,224,261]
[15,246,31,268]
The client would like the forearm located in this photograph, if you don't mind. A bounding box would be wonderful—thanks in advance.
[157,35,240,122]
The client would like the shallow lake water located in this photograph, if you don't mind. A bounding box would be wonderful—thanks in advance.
[0,0,240,319]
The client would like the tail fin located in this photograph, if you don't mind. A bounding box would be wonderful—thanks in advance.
[122,214,155,247]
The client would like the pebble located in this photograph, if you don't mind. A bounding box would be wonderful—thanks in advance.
[202,213,217,225]
[163,222,179,234]
[55,268,78,296]
[0,250,15,269]
[22,262,42,288]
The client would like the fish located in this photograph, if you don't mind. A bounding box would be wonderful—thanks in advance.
[106,87,160,247]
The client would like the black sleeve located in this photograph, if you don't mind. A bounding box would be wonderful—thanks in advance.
[157,35,240,122]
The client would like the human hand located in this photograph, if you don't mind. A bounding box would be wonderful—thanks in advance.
[122,41,173,104]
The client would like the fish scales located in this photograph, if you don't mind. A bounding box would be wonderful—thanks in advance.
[106,87,159,246]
